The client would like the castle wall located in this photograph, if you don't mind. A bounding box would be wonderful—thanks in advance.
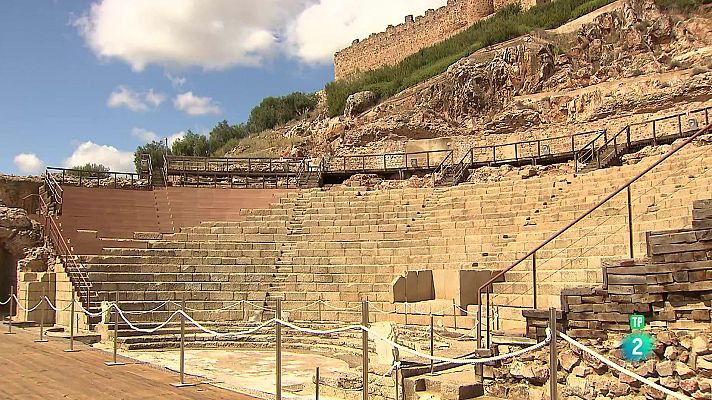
[333,0,536,80]
[334,0,494,80]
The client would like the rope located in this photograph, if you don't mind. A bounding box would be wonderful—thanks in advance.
[320,301,363,312]
[276,319,362,335]
[42,296,74,312]
[0,296,10,305]
[365,327,551,365]
[12,295,44,312]
[558,332,691,400]
[173,300,244,313]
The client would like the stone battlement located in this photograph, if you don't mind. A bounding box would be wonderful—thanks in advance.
[333,0,538,80]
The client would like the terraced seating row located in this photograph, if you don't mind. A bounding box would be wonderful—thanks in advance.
[63,139,710,337]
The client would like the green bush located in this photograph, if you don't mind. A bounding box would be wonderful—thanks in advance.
[70,163,110,178]
[325,0,617,116]
[172,131,210,157]
[248,92,318,133]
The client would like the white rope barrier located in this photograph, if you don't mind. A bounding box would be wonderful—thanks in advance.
[320,301,363,312]
[76,301,104,318]
[42,296,74,312]
[276,319,362,335]
[365,327,551,365]
[0,296,10,305]
[558,332,691,400]
[12,295,44,312]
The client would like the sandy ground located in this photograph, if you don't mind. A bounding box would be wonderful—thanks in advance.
[94,342,349,399]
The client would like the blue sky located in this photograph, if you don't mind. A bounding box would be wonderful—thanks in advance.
[0,0,446,175]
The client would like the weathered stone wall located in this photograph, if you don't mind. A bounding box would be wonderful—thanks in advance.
[0,175,42,212]
[334,0,497,80]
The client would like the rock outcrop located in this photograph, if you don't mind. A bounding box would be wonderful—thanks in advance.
[0,206,43,258]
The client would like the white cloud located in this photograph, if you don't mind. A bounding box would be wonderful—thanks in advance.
[167,131,186,146]
[73,0,310,71]
[173,92,221,116]
[74,0,448,69]
[287,0,447,64]
[164,72,187,88]
[13,153,45,175]
[64,141,134,172]
[131,128,160,143]
[107,86,165,112]
[132,128,186,146]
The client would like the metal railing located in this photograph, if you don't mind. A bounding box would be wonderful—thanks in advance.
[44,170,64,215]
[326,149,453,172]
[575,105,712,172]
[37,194,96,312]
[475,123,711,348]
[46,167,149,190]
[165,155,305,174]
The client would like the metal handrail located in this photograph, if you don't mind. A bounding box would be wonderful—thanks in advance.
[46,167,147,190]
[37,194,95,311]
[44,169,64,214]
[475,123,711,348]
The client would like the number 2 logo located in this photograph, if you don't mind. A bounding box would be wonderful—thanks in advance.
[632,337,643,356]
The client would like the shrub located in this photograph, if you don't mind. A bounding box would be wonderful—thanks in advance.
[325,0,617,116]
[70,163,110,178]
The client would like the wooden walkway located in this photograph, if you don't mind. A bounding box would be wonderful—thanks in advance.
[0,327,258,400]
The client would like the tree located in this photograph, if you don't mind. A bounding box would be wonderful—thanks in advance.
[207,121,251,153]
[248,92,317,132]
[70,163,110,177]
[172,130,210,157]
[133,141,169,172]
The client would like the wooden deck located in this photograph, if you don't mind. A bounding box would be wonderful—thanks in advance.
[0,327,257,400]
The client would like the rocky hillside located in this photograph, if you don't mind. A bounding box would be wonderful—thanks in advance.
[227,0,712,159]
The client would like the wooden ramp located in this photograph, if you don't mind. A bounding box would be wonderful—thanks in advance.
[0,328,257,400]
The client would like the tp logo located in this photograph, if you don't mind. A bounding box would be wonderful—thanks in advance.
[621,314,653,362]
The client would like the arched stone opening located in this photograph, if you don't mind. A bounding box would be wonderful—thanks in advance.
[0,245,17,315]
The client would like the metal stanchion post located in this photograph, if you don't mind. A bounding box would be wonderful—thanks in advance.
[318,296,322,321]
[276,298,282,400]
[35,289,48,343]
[394,349,401,400]
[173,296,195,387]
[65,287,79,352]
[315,367,320,400]
[550,307,558,400]
[5,286,15,335]
[362,300,369,400]
[429,313,434,375]
[627,186,634,259]
[404,302,408,326]
[105,292,124,366]
[452,299,457,330]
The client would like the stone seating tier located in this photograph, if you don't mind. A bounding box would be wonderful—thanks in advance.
[67,142,712,335]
